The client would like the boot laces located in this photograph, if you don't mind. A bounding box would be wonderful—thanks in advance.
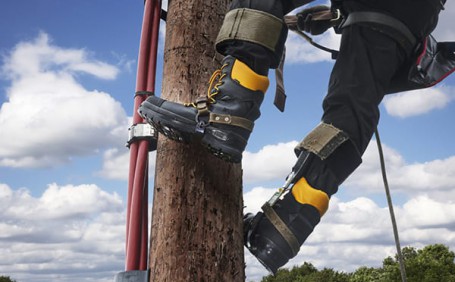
[207,63,228,103]
[184,62,229,107]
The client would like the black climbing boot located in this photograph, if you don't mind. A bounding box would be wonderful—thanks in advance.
[244,178,326,274]
[138,55,269,163]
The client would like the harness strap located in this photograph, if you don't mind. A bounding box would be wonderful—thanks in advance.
[209,113,254,131]
[341,12,416,54]
[274,49,287,112]
[194,98,255,132]
[262,203,300,256]
[296,122,349,160]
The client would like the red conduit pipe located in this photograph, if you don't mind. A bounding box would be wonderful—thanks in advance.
[127,141,149,270]
[140,177,149,270]
[126,0,161,271]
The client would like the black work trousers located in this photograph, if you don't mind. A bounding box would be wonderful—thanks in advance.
[303,25,408,196]
[322,24,406,156]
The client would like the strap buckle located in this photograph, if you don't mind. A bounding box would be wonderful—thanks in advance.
[195,96,209,112]
[195,96,210,134]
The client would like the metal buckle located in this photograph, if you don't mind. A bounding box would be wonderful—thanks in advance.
[195,96,208,111]
[195,114,208,134]
[194,96,210,134]
[330,9,341,22]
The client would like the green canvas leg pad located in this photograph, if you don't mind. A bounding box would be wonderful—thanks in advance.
[295,122,349,160]
[215,8,285,60]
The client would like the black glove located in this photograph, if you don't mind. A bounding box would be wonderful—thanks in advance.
[296,5,341,35]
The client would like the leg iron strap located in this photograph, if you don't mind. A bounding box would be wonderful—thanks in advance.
[295,122,349,160]
[216,8,284,54]
[262,203,300,256]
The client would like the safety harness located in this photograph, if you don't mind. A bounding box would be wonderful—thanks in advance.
[341,12,416,55]
[286,8,455,95]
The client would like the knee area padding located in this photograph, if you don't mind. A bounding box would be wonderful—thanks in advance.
[216,0,289,68]
[295,122,362,187]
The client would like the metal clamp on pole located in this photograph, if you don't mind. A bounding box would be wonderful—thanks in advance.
[127,123,158,151]
[114,269,150,282]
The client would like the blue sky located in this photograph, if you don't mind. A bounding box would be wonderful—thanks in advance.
[1,1,455,281]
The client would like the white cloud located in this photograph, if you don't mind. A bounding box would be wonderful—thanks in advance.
[242,141,298,184]
[243,186,278,214]
[383,86,454,118]
[243,139,455,198]
[285,29,340,65]
[433,1,455,41]
[1,183,122,223]
[97,148,131,180]
[0,32,130,168]
[111,52,136,74]
[0,183,125,282]
[402,195,455,229]
[346,141,455,197]
[2,32,118,80]
[97,147,156,181]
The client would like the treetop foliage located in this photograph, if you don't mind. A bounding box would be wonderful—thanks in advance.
[0,276,16,282]
[259,244,455,282]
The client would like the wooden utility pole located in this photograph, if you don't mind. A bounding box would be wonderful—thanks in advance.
[149,0,245,281]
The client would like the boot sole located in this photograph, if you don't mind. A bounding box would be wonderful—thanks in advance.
[139,99,242,163]
[139,100,196,143]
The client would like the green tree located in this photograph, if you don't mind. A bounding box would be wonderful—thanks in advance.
[261,262,318,282]
[350,266,388,282]
[418,244,455,275]
[380,244,455,282]
[261,262,349,282]
[258,244,455,282]
[0,276,16,282]
[299,268,350,282]
[407,244,455,282]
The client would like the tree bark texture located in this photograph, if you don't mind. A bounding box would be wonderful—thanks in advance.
[149,0,246,281]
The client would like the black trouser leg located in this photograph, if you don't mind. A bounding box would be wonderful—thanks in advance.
[322,25,407,155]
